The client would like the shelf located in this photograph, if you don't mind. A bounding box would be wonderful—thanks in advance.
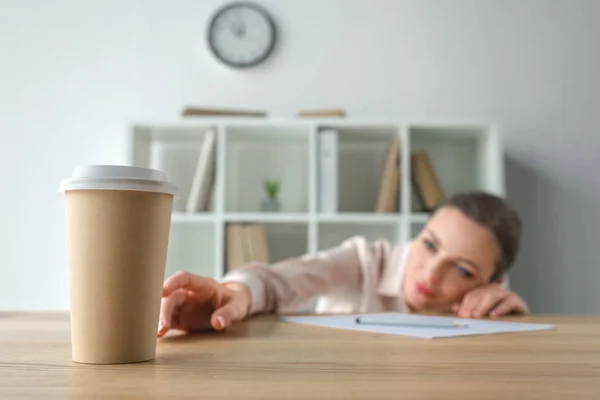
[317,213,402,224]
[130,119,504,281]
[224,213,310,223]
[172,212,216,224]
[132,118,399,129]
[317,123,398,139]
[409,124,501,212]
[225,124,310,213]
[317,125,401,214]
[409,213,430,223]
[173,212,412,224]
[132,124,217,213]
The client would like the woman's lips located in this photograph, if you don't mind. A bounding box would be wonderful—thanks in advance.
[415,282,434,297]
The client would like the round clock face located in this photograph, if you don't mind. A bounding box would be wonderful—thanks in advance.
[207,2,277,68]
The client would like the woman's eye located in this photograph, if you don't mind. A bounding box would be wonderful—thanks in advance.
[423,238,436,251]
[456,265,473,279]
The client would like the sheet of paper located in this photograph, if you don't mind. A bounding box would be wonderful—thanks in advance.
[281,312,555,339]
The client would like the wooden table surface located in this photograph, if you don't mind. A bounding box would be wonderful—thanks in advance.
[1,312,600,399]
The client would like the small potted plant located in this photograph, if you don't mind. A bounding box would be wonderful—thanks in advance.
[261,179,280,212]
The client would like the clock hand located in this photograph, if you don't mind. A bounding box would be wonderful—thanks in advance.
[229,21,245,38]
[234,9,246,37]
[237,25,246,37]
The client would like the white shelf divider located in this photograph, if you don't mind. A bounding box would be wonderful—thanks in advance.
[397,124,409,244]
[307,123,318,255]
[213,124,227,279]
[317,213,402,224]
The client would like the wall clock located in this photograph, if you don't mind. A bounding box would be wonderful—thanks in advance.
[207,2,277,68]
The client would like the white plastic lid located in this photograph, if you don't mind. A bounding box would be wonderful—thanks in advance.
[59,165,178,195]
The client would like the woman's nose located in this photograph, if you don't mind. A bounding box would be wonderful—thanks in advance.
[424,259,444,286]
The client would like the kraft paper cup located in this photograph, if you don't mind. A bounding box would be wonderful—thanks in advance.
[59,165,177,364]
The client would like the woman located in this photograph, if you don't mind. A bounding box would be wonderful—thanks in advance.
[157,191,529,337]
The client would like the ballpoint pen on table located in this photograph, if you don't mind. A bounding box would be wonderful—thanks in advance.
[354,316,469,329]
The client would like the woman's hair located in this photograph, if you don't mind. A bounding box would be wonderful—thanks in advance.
[437,191,522,281]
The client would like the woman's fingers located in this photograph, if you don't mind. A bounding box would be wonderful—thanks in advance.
[162,271,219,299]
[211,298,246,330]
[159,272,252,335]
[457,292,480,318]
[158,288,187,337]
[489,294,528,318]
[212,286,224,309]
[472,291,507,318]
[489,297,517,318]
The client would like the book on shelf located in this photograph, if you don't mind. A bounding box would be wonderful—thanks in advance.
[185,127,217,213]
[246,224,269,264]
[297,108,346,118]
[226,223,270,271]
[226,224,246,270]
[181,106,267,118]
[375,137,400,213]
[411,150,445,211]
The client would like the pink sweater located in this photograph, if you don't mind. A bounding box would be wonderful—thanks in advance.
[221,236,412,315]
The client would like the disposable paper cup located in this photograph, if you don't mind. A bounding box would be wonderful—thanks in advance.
[59,165,177,364]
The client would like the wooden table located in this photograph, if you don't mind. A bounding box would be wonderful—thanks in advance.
[1,312,599,399]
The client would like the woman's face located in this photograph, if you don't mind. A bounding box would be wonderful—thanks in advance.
[402,206,499,312]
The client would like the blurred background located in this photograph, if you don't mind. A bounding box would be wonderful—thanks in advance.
[1,0,598,313]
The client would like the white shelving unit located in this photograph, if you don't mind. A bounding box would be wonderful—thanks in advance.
[129,119,504,281]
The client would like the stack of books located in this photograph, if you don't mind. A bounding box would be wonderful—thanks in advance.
[226,224,270,271]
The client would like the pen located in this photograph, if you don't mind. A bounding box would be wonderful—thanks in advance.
[354,316,469,329]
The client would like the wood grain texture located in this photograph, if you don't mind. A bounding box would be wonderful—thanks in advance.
[1,312,599,399]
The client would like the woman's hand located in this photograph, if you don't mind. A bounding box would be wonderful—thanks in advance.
[157,271,252,337]
[452,284,529,319]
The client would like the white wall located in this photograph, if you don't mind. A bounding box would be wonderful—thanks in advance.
[1,0,598,312]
